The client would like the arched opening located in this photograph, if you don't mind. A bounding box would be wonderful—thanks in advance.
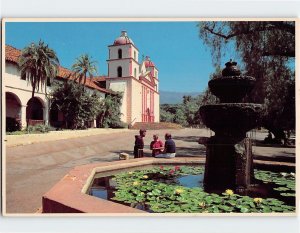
[118,49,122,59]
[117,66,122,77]
[6,92,22,131]
[50,102,64,128]
[6,92,22,119]
[26,97,44,126]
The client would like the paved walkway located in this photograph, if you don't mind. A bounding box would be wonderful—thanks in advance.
[3,128,295,214]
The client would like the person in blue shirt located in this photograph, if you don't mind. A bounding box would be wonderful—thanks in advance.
[155,133,176,158]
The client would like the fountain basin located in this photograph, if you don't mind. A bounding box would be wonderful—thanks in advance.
[200,103,261,138]
[42,157,204,214]
[42,157,295,214]
[208,76,256,102]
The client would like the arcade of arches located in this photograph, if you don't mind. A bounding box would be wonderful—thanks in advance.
[5,91,63,129]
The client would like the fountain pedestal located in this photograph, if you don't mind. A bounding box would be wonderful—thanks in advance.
[204,137,254,192]
[200,61,261,193]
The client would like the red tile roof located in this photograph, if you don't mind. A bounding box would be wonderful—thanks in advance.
[5,45,112,94]
[93,76,107,81]
[5,45,21,63]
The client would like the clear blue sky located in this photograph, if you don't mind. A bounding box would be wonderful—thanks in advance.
[5,21,233,93]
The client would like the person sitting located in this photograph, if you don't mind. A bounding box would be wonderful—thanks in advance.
[155,133,176,158]
[150,134,164,157]
[134,129,146,158]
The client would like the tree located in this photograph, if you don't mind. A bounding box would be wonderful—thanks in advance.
[18,40,59,98]
[160,96,204,127]
[160,107,174,122]
[96,92,123,128]
[71,54,98,87]
[198,21,295,142]
[173,107,187,126]
[182,95,202,126]
[50,81,102,129]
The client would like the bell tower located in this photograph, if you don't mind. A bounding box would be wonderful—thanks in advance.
[107,31,139,79]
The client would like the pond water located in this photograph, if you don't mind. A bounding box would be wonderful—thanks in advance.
[89,174,204,200]
[88,166,295,213]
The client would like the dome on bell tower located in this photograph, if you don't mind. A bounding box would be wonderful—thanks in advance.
[113,30,134,45]
[144,56,155,68]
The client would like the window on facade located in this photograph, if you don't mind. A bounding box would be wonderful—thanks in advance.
[118,49,122,59]
[134,51,137,60]
[134,68,137,78]
[117,66,122,77]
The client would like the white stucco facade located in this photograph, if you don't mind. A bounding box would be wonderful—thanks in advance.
[106,79,128,123]
[4,49,106,129]
[4,62,49,128]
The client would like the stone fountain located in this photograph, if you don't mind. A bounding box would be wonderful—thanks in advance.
[200,60,261,193]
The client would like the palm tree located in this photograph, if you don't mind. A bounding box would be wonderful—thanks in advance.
[18,40,59,98]
[71,54,98,88]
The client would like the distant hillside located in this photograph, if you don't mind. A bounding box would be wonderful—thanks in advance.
[160,90,200,104]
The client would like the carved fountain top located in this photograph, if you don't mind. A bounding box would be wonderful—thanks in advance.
[208,61,256,103]
[222,59,241,76]
[200,60,262,138]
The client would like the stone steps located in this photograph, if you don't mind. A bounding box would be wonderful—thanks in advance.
[130,122,183,130]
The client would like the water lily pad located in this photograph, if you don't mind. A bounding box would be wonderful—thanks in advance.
[110,167,295,213]
[280,193,295,197]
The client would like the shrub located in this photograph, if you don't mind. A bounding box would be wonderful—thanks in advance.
[51,81,103,129]
[27,124,54,133]
[6,117,21,132]
[110,121,128,129]
[6,131,26,135]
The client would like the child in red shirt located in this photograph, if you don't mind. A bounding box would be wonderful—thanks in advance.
[150,134,164,157]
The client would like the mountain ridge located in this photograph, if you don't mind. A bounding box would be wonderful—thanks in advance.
[159,90,200,104]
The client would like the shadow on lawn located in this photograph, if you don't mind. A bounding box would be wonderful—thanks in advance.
[175,146,206,157]
[253,140,295,148]
[172,135,201,143]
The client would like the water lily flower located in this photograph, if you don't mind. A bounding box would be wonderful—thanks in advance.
[133,181,139,186]
[140,192,145,195]
[174,166,180,171]
[225,189,234,196]
[160,166,164,169]
[175,188,184,194]
[128,172,133,175]
[253,197,263,204]
[170,169,175,174]
[290,172,295,177]
[280,172,287,177]
[198,202,206,208]
[143,175,148,179]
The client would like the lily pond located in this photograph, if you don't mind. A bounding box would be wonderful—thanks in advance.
[88,166,295,213]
